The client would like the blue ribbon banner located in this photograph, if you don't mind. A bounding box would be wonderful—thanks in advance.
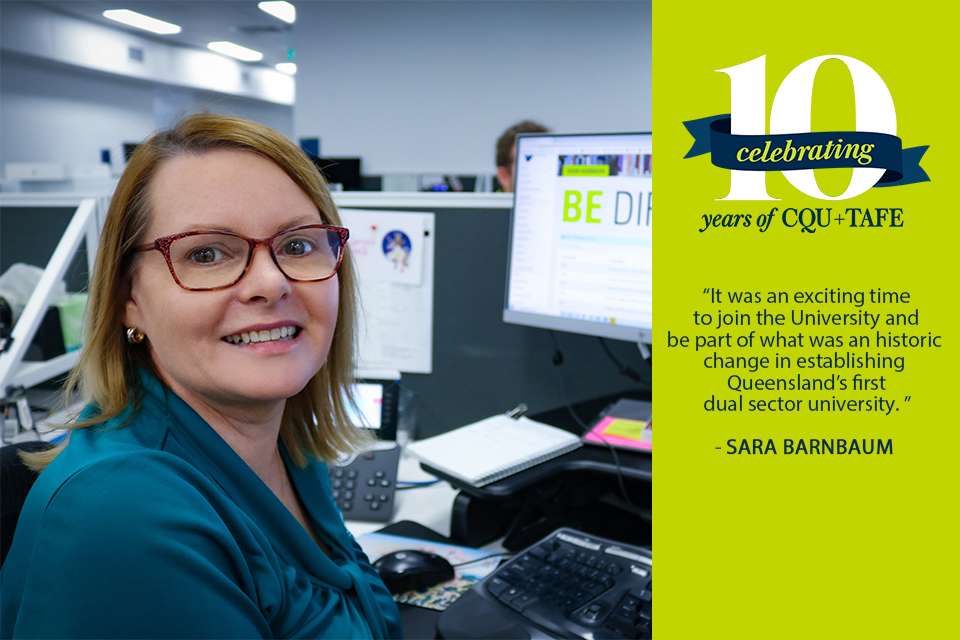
[683,114,929,187]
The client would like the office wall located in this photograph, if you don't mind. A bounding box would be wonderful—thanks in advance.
[294,0,652,174]
[0,54,295,169]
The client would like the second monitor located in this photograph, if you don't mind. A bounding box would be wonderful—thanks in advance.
[503,132,652,344]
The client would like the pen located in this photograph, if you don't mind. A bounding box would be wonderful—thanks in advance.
[505,403,528,419]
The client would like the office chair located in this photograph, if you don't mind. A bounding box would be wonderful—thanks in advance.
[1,441,52,566]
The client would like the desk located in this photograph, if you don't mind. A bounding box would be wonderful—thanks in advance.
[422,393,651,549]
[343,452,476,640]
[343,392,650,637]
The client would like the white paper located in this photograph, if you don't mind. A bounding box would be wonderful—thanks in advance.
[340,209,434,374]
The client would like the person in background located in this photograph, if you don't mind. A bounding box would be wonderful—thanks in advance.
[495,119,549,192]
[0,114,403,639]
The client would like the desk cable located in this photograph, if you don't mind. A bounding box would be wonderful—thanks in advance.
[598,337,648,383]
[548,331,640,512]
[563,402,637,512]
[394,479,442,491]
[451,552,515,568]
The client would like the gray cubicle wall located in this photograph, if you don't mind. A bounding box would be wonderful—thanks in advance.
[351,205,650,440]
[0,206,90,292]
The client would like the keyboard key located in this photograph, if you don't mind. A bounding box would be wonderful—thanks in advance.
[501,587,521,602]
[507,593,539,613]
[379,494,389,502]
[364,493,374,501]
[334,469,343,478]
[485,577,509,596]
[528,545,549,560]
[501,568,524,583]
[374,470,385,479]
[342,501,352,510]
[347,470,357,479]
[380,479,391,487]
[344,491,353,500]
[370,501,380,510]
[333,480,342,488]
[605,614,636,636]
[366,478,376,486]
[345,480,355,489]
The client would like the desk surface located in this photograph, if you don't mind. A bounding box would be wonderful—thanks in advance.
[342,456,488,640]
[343,393,650,638]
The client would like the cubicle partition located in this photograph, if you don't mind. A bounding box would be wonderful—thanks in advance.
[1,195,102,407]
[334,193,650,440]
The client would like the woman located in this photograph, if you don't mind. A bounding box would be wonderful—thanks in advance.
[0,114,403,638]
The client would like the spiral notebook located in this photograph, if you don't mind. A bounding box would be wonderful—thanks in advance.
[408,415,582,487]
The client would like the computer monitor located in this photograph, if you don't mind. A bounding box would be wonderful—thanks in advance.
[311,156,363,191]
[503,132,652,343]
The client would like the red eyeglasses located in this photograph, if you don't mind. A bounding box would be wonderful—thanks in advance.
[133,224,349,291]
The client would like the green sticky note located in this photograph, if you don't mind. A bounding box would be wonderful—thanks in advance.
[604,418,647,440]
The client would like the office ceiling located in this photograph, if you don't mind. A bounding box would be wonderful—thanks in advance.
[36,1,296,69]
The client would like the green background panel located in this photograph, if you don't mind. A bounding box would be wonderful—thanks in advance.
[654,3,958,637]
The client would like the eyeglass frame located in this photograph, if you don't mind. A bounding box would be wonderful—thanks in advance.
[132,223,350,292]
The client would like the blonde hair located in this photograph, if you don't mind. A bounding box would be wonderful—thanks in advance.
[27,113,368,470]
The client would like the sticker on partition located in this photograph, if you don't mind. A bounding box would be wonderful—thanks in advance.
[382,230,412,272]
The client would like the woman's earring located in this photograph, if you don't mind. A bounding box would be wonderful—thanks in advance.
[126,327,146,344]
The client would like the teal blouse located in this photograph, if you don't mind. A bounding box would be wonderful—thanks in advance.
[0,370,403,638]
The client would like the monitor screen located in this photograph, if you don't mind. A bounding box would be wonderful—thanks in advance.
[312,157,363,191]
[344,379,399,440]
[503,132,652,342]
[348,382,384,428]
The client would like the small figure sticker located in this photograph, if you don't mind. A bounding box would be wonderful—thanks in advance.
[382,230,412,272]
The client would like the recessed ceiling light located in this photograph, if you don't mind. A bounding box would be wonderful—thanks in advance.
[207,41,264,63]
[102,9,181,35]
[275,62,297,75]
[258,1,296,24]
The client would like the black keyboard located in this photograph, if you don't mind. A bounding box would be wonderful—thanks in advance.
[327,445,400,523]
[437,528,652,639]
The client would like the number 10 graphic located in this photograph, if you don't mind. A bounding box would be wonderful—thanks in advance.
[717,55,897,201]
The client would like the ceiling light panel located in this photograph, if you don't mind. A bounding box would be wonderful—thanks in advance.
[102,9,181,35]
[207,41,264,63]
[275,62,297,75]
[258,2,297,24]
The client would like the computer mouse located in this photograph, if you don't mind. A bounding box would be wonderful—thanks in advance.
[373,549,456,594]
